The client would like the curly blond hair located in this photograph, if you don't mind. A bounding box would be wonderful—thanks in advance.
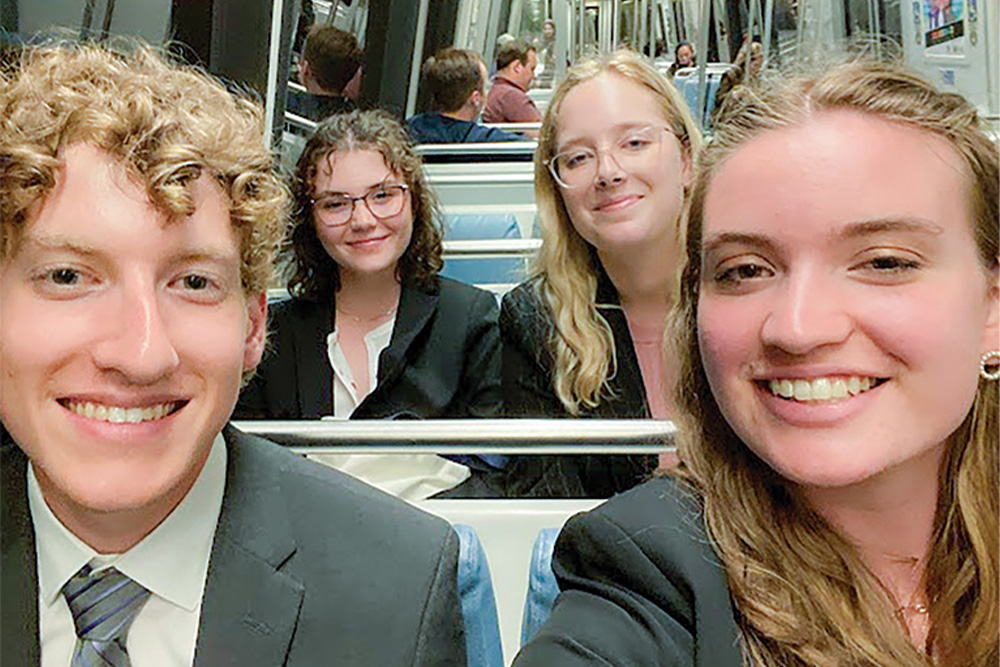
[0,39,289,296]
[532,49,702,414]
[670,58,998,666]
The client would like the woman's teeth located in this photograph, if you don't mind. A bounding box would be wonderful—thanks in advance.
[767,377,877,402]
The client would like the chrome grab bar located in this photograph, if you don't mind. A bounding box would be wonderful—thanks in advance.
[232,419,675,455]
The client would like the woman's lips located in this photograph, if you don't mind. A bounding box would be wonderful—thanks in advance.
[347,235,388,248]
[594,194,641,212]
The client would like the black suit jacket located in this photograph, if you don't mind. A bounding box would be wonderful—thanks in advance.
[1,426,467,666]
[498,272,655,497]
[514,477,742,666]
[235,276,501,420]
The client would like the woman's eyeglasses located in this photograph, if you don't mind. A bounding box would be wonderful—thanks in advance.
[310,184,410,226]
[546,125,675,189]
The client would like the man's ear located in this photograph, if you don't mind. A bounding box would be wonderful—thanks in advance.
[297,58,310,85]
[468,88,483,110]
[243,292,268,372]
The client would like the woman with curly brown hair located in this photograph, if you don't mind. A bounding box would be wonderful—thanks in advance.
[236,110,503,496]
[515,58,998,665]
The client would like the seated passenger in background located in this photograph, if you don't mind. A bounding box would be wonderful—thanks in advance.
[407,48,521,144]
[666,40,695,78]
[500,50,701,497]
[0,41,465,665]
[236,110,504,498]
[482,39,541,126]
[288,24,361,121]
[515,59,999,665]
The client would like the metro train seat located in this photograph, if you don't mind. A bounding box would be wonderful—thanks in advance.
[675,69,723,128]
[453,523,504,667]
[520,527,561,646]
[418,499,600,663]
[441,213,529,285]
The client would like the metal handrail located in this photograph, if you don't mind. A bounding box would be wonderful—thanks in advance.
[285,111,318,132]
[414,141,537,156]
[442,239,541,257]
[232,419,675,455]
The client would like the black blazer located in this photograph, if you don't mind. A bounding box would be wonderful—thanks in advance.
[235,276,501,420]
[1,426,467,666]
[513,476,742,666]
[498,271,656,497]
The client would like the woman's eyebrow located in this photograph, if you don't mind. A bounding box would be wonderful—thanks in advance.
[702,231,781,257]
[838,217,944,240]
[313,176,400,198]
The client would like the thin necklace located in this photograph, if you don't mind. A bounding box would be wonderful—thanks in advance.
[336,303,397,325]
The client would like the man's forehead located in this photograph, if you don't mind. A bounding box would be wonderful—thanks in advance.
[15,143,240,258]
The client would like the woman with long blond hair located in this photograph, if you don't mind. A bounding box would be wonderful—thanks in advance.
[500,50,701,497]
[515,59,998,665]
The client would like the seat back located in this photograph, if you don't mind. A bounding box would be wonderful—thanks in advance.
[419,499,600,663]
[454,524,504,667]
[441,213,529,285]
[520,527,561,645]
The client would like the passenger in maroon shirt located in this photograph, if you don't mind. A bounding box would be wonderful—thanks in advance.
[483,39,541,131]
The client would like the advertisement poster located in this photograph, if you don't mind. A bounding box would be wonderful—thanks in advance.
[923,0,965,53]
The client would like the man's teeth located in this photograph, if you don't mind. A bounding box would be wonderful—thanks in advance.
[768,377,875,402]
[65,401,176,423]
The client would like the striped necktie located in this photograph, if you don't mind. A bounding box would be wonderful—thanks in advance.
[62,564,152,667]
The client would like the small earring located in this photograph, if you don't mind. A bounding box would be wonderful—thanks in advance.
[980,351,1000,381]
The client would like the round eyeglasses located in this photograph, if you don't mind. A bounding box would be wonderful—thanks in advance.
[546,125,675,189]
[310,184,410,227]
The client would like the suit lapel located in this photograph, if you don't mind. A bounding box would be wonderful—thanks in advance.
[1,438,40,667]
[194,428,303,667]
[377,281,437,386]
[290,300,333,417]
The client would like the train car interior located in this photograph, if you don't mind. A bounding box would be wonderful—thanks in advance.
[2,0,996,663]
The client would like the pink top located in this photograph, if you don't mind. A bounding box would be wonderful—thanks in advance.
[623,308,669,420]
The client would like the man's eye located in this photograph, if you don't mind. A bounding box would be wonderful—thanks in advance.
[183,274,210,290]
[49,268,80,285]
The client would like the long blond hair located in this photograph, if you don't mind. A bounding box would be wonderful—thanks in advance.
[670,59,998,665]
[533,49,701,414]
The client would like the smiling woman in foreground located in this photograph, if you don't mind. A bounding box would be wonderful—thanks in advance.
[514,58,998,666]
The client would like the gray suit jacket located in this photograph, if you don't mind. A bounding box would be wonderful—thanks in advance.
[1,426,466,666]
[513,477,742,666]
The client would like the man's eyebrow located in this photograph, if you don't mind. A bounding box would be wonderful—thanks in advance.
[24,237,237,265]
[23,236,101,258]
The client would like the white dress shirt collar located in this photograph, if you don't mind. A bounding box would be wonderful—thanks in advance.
[30,432,227,612]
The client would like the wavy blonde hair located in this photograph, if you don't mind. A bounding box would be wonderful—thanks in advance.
[0,39,289,296]
[533,49,701,414]
[669,59,998,665]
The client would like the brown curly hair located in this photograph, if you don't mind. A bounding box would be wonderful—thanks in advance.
[288,109,443,301]
[0,38,289,296]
